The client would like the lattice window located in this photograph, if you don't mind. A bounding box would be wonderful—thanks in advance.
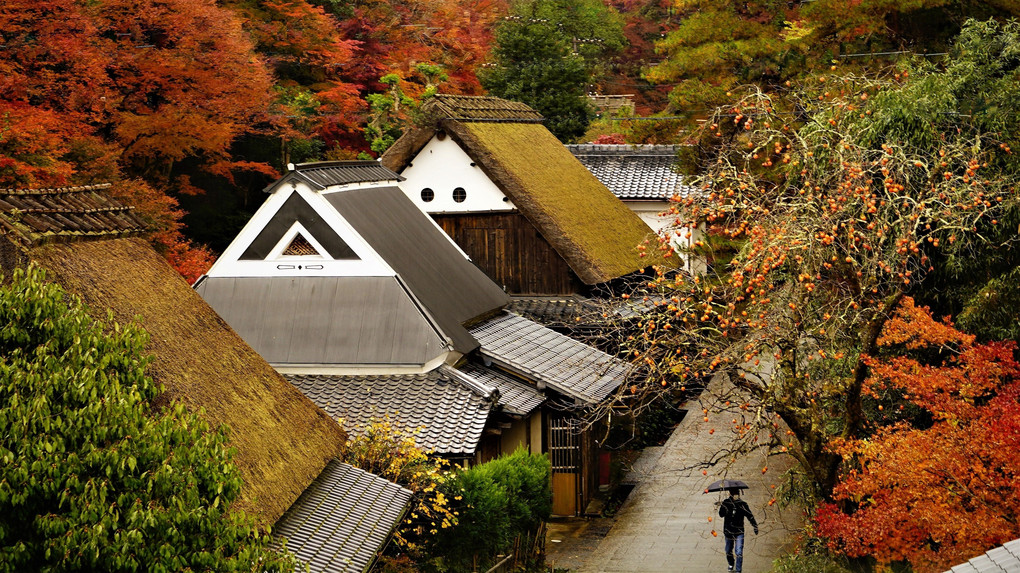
[282,234,319,256]
[549,416,581,473]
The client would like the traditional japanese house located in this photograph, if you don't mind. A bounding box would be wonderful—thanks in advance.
[194,161,509,461]
[467,312,631,516]
[0,185,412,572]
[381,94,663,296]
[196,162,634,514]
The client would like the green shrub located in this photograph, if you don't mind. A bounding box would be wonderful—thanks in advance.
[433,449,551,569]
[0,265,294,572]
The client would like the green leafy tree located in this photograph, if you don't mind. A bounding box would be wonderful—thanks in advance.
[364,64,447,155]
[647,0,1020,125]
[0,265,294,572]
[481,0,626,141]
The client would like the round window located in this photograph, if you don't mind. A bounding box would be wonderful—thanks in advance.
[421,188,435,202]
[453,187,467,203]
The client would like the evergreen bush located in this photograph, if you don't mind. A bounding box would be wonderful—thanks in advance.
[434,449,551,570]
[0,265,294,572]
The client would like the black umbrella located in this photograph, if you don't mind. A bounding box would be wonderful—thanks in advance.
[704,479,749,493]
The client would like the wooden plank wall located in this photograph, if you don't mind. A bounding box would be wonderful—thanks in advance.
[433,213,584,295]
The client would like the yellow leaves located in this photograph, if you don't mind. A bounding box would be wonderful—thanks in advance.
[780,19,813,42]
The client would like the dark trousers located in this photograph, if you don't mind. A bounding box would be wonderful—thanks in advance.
[725,534,745,571]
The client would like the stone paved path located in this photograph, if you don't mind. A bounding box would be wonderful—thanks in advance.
[577,377,804,572]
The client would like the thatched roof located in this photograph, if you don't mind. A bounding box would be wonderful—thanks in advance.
[382,95,663,285]
[23,238,346,525]
[0,187,347,527]
[423,94,544,122]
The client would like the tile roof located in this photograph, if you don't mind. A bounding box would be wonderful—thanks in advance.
[566,144,699,200]
[427,94,545,122]
[509,295,603,324]
[286,366,494,455]
[273,460,412,573]
[0,184,148,246]
[469,312,630,405]
[458,362,546,416]
[281,161,404,191]
[946,538,1020,573]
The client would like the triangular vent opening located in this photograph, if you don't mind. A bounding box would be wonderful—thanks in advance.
[282,234,320,256]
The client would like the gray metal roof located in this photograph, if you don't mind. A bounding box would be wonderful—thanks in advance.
[325,186,510,354]
[566,144,698,200]
[286,365,494,455]
[272,460,412,573]
[268,161,403,193]
[947,538,1020,573]
[458,362,546,416]
[195,276,449,367]
[469,312,630,405]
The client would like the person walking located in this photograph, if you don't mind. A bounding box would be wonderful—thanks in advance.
[718,487,758,572]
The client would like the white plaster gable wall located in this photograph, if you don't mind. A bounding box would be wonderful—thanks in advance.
[398,135,516,213]
[626,200,706,275]
[205,181,395,279]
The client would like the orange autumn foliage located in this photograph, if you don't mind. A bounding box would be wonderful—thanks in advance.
[106,180,214,283]
[815,298,1020,572]
[0,103,77,188]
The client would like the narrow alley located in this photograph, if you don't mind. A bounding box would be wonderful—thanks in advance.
[548,376,805,572]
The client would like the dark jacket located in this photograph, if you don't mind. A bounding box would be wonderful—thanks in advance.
[719,497,757,539]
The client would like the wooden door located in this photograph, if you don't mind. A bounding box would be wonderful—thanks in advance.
[549,415,580,516]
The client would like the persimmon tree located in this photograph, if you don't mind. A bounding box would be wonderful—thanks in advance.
[623,18,1020,496]
[0,266,295,571]
[814,298,1020,572]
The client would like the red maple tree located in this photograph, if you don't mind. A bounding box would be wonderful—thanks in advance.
[815,298,1020,572]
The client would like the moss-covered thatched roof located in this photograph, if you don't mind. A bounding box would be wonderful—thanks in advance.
[383,95,664,284]
[21,238,346,526]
